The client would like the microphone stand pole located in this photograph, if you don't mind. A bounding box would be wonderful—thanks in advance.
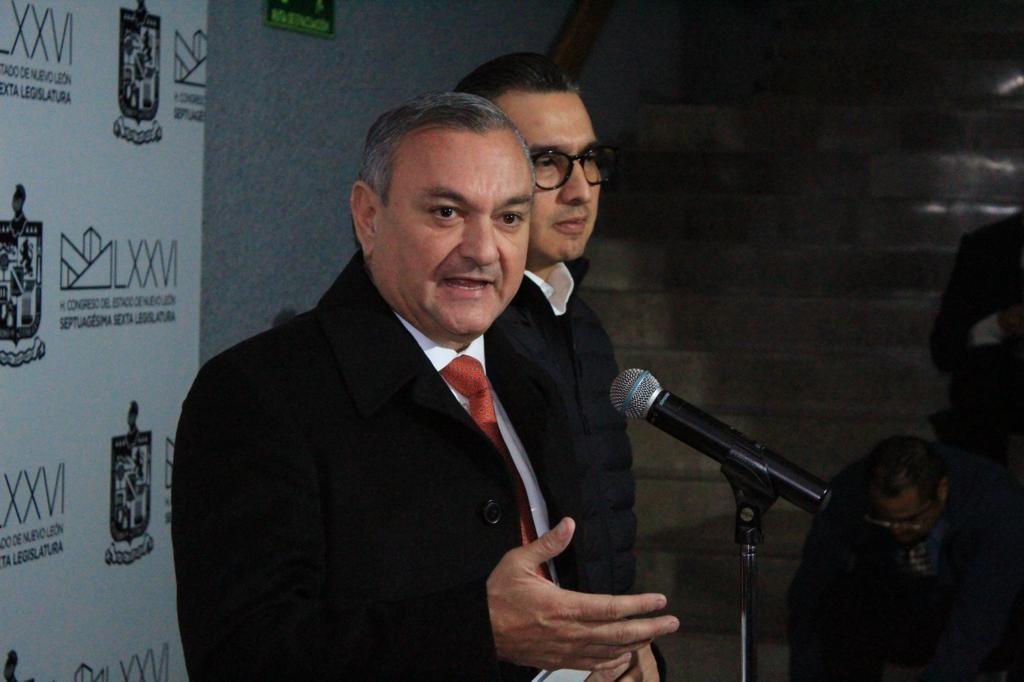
[720,461,779,682]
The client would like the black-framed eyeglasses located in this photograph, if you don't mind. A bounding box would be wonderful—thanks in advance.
[863,499,938,532]
[530,145,618,191]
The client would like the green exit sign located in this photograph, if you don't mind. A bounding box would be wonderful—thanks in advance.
[266,0,335,38]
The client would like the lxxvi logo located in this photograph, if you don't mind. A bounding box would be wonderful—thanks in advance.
[60,227,177,291]
[0,2,73,64]
[1,462,64,529]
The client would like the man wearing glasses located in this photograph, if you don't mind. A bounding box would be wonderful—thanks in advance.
[457,54,659,680]
[787,435,1024,680]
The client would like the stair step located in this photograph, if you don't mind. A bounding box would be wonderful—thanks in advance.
[654,631,791,681]
[596,193,1016,249]
[614,347,944,420]
[620,151,1024,201]
[620,150,868,197]
[653,631,952,680]
[635,478,738,536]
[613,347,944,478]
[632,421,1024,496]
[639,508,812,556]
[587,290,939,353]
[637,103,1024,153]
[628,407,935,483]
[777,1,1024,36]
[585,238,954,296]
[633,478,826,542]
[638,545,797,640]
[871,151,1024,201]
[634,510,813,638]
[776,29,1024,62]
[767,55,1024,106]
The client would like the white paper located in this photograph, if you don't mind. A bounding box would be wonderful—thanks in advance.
[532,669,590,681]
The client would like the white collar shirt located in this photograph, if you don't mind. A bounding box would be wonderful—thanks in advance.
[524,262,575,317]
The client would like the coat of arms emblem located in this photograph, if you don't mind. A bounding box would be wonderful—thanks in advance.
[107,401,155,564]
[113,0,162,144]
[0,184,45,367]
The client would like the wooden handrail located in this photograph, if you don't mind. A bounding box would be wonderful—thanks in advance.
[548,0,616,81]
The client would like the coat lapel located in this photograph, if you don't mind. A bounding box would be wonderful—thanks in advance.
[314,253,473,432]
[315,254,583,586]
[487,329,583,585]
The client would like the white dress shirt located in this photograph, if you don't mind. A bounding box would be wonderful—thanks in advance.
[524,263,575,317]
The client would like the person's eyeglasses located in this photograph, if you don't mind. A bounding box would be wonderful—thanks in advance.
[530,146,618,191]
[863,499,937,532]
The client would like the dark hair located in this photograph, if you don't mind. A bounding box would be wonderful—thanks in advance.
[455,52,580,101]
[356,91,528,204]
[864,435,948,500]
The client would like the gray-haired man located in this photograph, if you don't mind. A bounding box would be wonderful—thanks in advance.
[173,92,677,680]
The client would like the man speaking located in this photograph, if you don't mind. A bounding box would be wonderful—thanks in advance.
[171,92,678,680]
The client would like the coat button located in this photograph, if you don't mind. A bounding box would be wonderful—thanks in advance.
[481,499,502,525]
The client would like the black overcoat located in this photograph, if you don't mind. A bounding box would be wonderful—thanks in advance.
[495,259,636,596]
[172,254,582,680]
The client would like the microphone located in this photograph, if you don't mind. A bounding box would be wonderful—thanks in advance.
[611,368,831,513]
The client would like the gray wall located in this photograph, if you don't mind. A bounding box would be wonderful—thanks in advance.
[201,1,686,362]
[577,0,686,145]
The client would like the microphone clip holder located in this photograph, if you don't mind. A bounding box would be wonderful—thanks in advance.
[721,458,778,547]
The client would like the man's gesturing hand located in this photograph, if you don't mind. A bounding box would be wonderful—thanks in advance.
[486,517,679,672]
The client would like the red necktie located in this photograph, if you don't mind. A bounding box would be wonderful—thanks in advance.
[441,356,551,580]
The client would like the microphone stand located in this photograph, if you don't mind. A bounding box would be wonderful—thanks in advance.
[719,459,779,682]
[609,368,830,679]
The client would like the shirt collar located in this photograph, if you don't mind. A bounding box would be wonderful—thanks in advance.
[394,312,487,373]
[524,262,575,316]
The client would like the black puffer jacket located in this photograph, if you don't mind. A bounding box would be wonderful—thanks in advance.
[495,259,637,595]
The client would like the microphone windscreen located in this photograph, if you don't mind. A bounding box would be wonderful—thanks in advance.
[610,368,662,418]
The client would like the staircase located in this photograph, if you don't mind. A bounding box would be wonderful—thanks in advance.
[583,1,1024,678]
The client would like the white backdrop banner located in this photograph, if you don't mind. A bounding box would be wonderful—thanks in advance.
[0,1,206,679]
